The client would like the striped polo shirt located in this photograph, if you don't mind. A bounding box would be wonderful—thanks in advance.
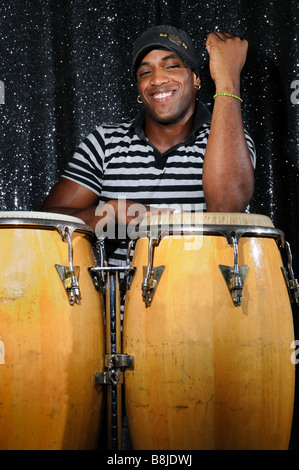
[63,101,256,265]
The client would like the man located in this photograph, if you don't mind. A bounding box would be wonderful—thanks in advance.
[41,25,255,265]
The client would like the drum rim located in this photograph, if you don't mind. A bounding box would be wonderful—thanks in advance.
[0,214,94,235]
[134,223,285,244]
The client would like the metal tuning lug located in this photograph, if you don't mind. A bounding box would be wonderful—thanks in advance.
[142,236,165,307]
[55,265,81,305]
[281,241,299,305]
[88,237,107,291]
[124,240,136,291]
[55,227,81,305]
[219,234,248,307]
[142,265,165,307]
[219,264,249,307]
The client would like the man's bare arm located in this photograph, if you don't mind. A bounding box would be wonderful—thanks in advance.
[203,32,254,212]
[40,177,172,230]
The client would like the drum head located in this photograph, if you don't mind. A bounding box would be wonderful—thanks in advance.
[139,212,275,229]
[0,211,85,224]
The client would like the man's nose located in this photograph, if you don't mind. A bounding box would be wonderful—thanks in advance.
[150,67,169,86]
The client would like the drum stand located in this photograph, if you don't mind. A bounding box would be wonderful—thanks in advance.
[91,241,135,450]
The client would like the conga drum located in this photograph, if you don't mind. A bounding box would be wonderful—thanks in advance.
[0,212,105,450]
[123,212,295,450]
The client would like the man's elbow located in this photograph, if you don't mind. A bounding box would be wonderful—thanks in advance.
[205,181,254,213]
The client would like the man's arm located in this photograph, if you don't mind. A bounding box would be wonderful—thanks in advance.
[203,32,254,212]
[40,177,170,230]
[40,178,101,226]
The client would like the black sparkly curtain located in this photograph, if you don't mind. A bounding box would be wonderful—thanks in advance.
[1,0,299,448]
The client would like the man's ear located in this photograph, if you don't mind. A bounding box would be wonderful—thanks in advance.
[194,74,201,90]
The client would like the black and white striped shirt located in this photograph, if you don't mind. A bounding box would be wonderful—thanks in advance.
[63,101,256,265]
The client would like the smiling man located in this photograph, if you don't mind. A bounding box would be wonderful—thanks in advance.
[41,25,255,266]
[136,49,199,125]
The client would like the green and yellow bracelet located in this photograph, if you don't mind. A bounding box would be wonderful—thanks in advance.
[213,92,243,103]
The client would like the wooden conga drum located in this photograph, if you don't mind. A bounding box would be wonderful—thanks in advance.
[123,213,295,450]
[0,212,105,450]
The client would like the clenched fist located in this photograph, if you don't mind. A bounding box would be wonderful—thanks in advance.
[206,32,248,94]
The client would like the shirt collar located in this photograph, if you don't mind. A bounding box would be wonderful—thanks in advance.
[128,100,211,143]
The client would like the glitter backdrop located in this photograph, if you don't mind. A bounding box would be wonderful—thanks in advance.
[1,0,299,448]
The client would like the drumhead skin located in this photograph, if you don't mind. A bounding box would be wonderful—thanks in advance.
[0,215,105,450]
[123,213,295,450]
[0,211,85,224]
[137,212,275,229]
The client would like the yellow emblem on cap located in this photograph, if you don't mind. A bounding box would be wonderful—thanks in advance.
[159,33,188,49]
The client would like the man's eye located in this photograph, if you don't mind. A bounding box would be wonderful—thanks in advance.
[165,63,181,70]
[139,70,151,77]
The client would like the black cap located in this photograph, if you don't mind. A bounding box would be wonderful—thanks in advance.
[131,25,200,77]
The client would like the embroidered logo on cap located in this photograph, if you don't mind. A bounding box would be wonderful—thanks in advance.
[159,33,188,49]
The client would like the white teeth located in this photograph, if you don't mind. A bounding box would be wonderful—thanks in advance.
[153,92,172,99]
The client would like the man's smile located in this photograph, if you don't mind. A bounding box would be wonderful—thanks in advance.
[149,90,175,103]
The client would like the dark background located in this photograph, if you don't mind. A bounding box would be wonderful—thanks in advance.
[1,0,298,449]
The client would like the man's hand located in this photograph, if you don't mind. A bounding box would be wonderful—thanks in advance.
[95,200,173,239]
[206,32,248,94]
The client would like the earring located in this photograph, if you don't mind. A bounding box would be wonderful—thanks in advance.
[137,95,143,104]
[195,84,201,91]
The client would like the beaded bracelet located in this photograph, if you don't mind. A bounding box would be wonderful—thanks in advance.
[213,92,243,103]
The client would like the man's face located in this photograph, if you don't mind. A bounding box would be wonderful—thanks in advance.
[136,49,200,126]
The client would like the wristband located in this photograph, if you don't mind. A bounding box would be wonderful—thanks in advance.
[213,92,243,103]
